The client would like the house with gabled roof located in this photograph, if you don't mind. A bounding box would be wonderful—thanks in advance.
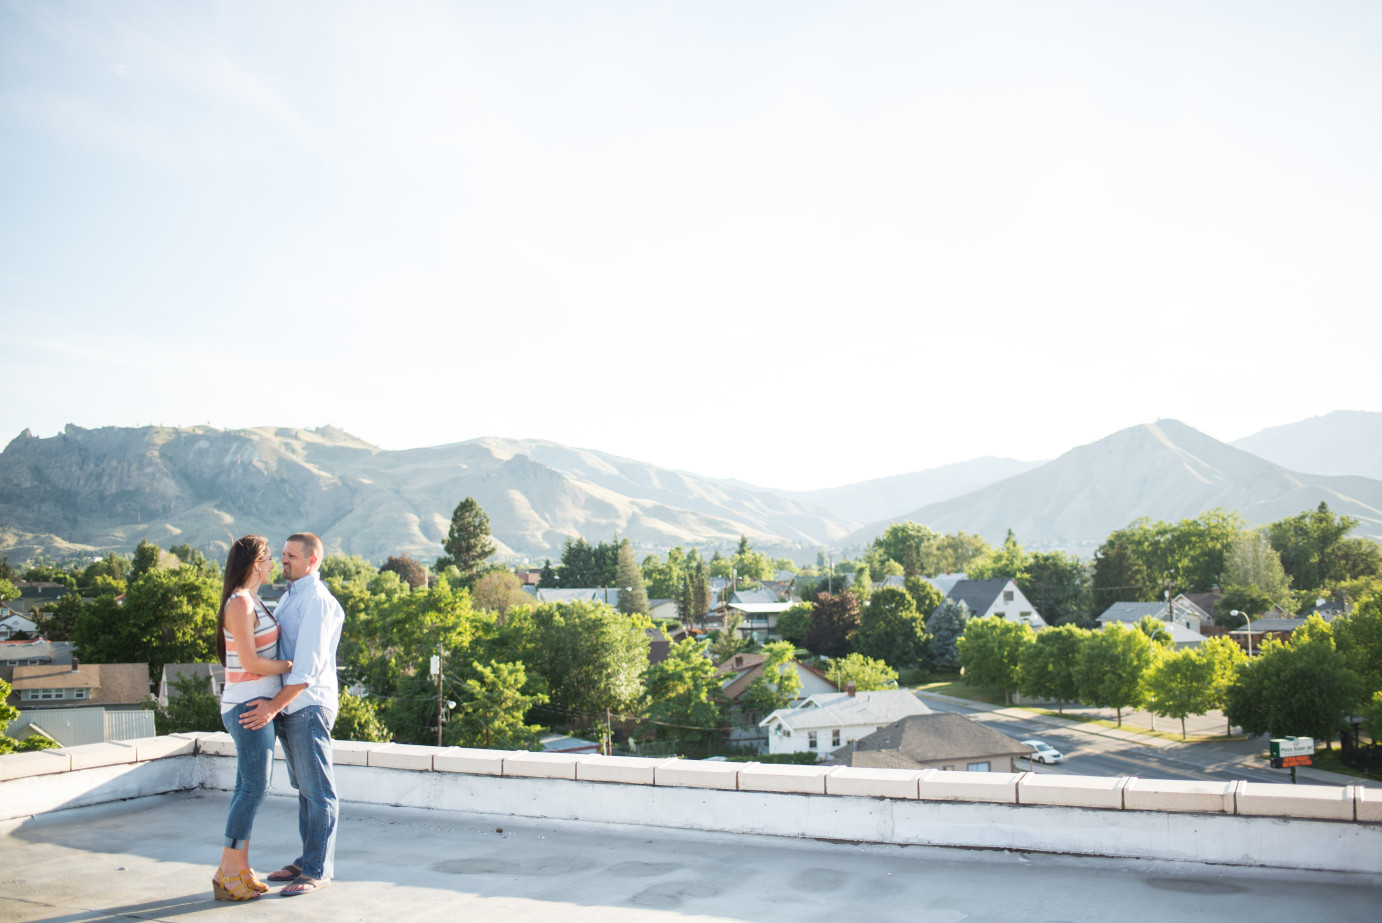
[837,713,1034,772]
[759,688,931,757]
[936,578,1047,629]
[1097,595,1210,634]
[716,652,836,751]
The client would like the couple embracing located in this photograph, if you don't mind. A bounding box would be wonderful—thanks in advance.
[213,532,345,900]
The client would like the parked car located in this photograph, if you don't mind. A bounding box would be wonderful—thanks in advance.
[1019,739,1065,764]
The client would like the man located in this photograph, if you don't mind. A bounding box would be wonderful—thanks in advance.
[240,532,344,897]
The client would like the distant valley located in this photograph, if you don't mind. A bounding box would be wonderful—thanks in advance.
[1,412,1379,564]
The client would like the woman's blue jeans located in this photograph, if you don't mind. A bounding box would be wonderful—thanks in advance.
[221,698,276,848]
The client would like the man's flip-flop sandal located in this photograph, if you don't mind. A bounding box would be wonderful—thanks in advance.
[265,864,301,882]
[280,876,331,897]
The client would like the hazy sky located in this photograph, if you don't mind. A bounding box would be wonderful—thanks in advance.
[4,1,1379,490]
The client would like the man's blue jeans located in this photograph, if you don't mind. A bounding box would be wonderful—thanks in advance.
[221,699,275,848]
[275,706,338,880]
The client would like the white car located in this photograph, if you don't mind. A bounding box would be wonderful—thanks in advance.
[1020,739,1065,764]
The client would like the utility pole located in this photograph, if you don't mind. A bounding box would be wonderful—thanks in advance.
[432,642,445,746]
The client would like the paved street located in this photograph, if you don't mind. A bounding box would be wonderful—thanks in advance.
[914,690,1379,787]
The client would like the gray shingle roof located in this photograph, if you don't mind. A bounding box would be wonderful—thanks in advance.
[848,713,1032,766]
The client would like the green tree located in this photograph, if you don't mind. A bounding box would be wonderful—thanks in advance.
[0,578,18,603]
[615,539,650,616]
[1223,531,1294,609]
[79,552,131,592]
[640,552,679,600]
[1267,502,1382,594]
[145,672,223,735]
[333,689,393,743]
[643,636,723,750]
[439,497,497,585]
[130,538,163,580]
[854,586,929,670]
[1361,690,1382,743]
[957,617,1034,705]
[1021,551,1093,627]
[452,660,547,750]
[1332,596,1382,696]
[777,603,813,646]
[503,600,651,718]
[691,562,711,627]
[72,567,219,679]
[903,577,945,621]
[1225,618,1364,747]
[739,641,803,717]
[1143,648,1214,739]
[537,559,558,589]
[33,591,83,642]
[732,535,775,583]
[1018,624,1090,713]
[708,549,733,580]
[320,554,379,585]
[967,530,1030,583]
[1213,585,1277,628]
[871,522,941,578]
[929,531,991,575]
[924,599,970,670]
[804,591,861,658]
[1196,634,1247,734]
[709,611,752,663]
[825,652,898,692]
[1073,624,1157,726]
[1092,528,1155,613]
[1135,615,1174,649]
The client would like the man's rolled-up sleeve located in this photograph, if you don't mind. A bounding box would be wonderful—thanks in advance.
[284,593,335,688]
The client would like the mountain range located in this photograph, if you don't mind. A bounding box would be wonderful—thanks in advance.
[1,412,1379,564]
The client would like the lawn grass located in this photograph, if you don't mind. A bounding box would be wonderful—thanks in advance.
[1309,747,1376,781]
[913,679,1008,707]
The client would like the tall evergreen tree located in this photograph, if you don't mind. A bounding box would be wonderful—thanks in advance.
[439,497,497,585]
[615,539,650,616]
[537,559,559,588]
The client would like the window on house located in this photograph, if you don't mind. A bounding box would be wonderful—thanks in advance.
[1020,611,1032,621]
[1003,590,1014,602]
[22,688,63,701]
[832,729,841,747]
[808,731,818,749]
[73,688,88,699]
[967,761,991,772]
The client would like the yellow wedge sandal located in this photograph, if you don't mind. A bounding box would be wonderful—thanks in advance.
[213,868,263,901]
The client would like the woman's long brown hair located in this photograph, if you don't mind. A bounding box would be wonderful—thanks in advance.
[217,535,269,666]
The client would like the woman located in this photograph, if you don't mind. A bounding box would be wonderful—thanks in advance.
[213,535,292,901]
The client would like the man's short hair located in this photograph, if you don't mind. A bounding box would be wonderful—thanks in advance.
[287,532,324,564]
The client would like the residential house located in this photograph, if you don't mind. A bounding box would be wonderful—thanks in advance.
[0,639,74,683]
[838,713,1034,772]
[0,611,39,640]
[1181,587,1223,622]
[158,662,225,707]
[937,578,1047,629]
[647,598,678,622]
[7,582,76,619]
[1230,613,1344,652]
[759,688,932,758]
[717,651,836,751]
[645,624,694,666]
[1096,596,1210,634]
[5,661,155,747]
[726,602,792,643]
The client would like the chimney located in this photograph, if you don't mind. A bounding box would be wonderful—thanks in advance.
[846,681,856,698]
[71,657,80,672]
[734,655,743,668]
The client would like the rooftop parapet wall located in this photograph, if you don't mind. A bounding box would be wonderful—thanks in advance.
[3,734,1380,875]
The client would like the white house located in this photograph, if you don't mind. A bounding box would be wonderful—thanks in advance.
[0,612,38,640]
[939,578,1047,629]
[717,652,837,752]
[759,689,932,758]
[1096,595,1210,634]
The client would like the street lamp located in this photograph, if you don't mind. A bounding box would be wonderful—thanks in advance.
[1230,609,1254,657]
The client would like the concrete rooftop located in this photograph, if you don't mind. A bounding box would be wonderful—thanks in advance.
[4,791,1381,923]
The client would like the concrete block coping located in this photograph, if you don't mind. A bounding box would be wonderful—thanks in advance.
[2,733,1379,824]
